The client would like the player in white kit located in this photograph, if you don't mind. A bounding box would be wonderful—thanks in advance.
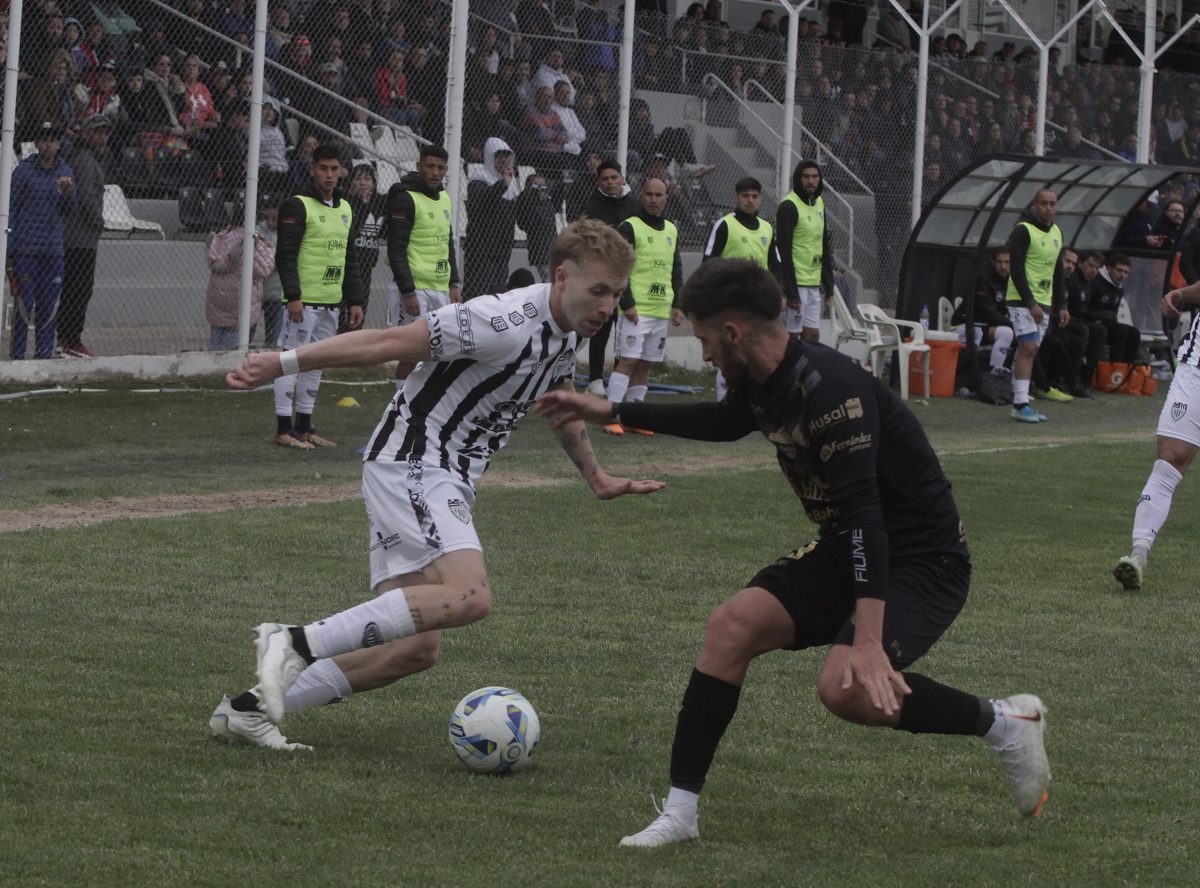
[1113,283,1200,591]
[208,220,663,750]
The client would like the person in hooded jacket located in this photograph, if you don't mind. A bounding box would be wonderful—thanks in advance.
[205,205,275,350]
[340,162,386,333]
[385,144,461,385]
[464,137,519,300]
[775,159,834,341]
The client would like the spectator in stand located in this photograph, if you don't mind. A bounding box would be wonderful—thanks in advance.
[464,91,521,163]
[342,163,387,332]
[65,18,94,85]
[310,63,353,134]
[115,66,171,148]
[578,0,618,73]
[552,80,587,155]
[514,58,536,109]
[1086,252,1142,365]
[1118,198,1167,250]
[344,37,379,103]
[209,63,237,119]
[221,0,256,42]
[515,172,559,282]
[464,138,520,299]
[176,55,222,140]
[76,60,120,123]
[207,100,250,187]
[290,134,318,189]
[267,6,293,60]
[24,50,80,141]
[752,9,779,38]
[534,48,575,105]
[23,12,69,89]
[205,207,275,350]
[522,85,571,171]
[59,114,110,359]
[256,200,284,347]
[375,50,421,129]
[1153,199,1186,252]
[380,16,412,59]
[406,46,444,138]
[259,98,291,196]
[954,246,1015,377]
[133,22,176,76]
[9,122,76,361]
[316,34,347,88]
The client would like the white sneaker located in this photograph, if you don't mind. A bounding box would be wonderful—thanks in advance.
[1113,555,1143,592]
[209,693,313,751]
[618,798,700,847]
[255,623,308,724]
[586,379,607,397]
[991,694,1050,816]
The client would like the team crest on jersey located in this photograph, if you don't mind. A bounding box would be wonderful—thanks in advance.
[760,236,768,245]
[523,302,537,318]
[340,214,349,226]
[490,315,509,331]
[508,311,525,326]
[1171,401,1188,422]
[447,498,471,524]
[666,236,673,246]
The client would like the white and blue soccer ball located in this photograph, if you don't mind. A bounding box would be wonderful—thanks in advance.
[448,686,540,774]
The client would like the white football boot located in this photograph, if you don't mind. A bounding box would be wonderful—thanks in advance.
[990,694,1050,816]
[209,693,312,751]
[619,798,700,848]
[255,623,309,724]
[1112,555,1144,592]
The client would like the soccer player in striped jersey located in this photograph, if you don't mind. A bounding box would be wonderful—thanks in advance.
[209,220,664,750]
[1113,282,1200,591]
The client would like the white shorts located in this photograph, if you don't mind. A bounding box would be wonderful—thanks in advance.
[363,459,481,588]
[277,303,339,349]
[389,284,450,327]
[615,314,669,362]
[1008,305,1049,345]
[784,286,822,333]
[1156,362,1200,447]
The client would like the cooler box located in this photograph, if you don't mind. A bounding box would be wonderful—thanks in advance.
[909,331,962,397]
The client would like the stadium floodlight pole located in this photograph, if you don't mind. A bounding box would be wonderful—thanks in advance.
[444,0,469,266]
[776,1,815,200]
[992,0,1101,156]
[1098,1,1200,164]
[885,0,962,230]
[616,0,636,173]
[0,0,24,345]
[237,0,269,353]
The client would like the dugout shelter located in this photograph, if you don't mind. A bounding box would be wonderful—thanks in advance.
[899,154,1200,365]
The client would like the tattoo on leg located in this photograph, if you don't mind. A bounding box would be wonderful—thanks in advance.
[411,607,424,629]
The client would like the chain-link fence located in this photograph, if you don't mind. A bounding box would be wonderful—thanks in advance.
[6,0,1200,370]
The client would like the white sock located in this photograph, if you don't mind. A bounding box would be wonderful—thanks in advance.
[1132,459,1183,564]
[273,374,296,417]
[983,699,1009,746]
[607,371,631,407]
[283,658,353,713]
[394,378,405,392]
[1013,378,1030,405]
[294,368,323,414]
[715,370,726,401]
[627,384,648,402]
[666,786,700,812]
[303,587,417,659]
[991,327,1014,369]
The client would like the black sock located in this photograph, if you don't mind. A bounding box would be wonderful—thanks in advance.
[295,412,312,434]
[896,672,991,736]
[230,690,261,713]
[668,668,742,793]
[288,626,316,664]
[276,415,293,435]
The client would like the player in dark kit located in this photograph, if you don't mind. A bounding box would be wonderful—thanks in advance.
[537,259,1051,847]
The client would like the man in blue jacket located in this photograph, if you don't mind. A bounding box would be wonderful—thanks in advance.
[9,121,76,359]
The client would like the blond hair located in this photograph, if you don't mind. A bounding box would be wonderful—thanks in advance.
[548,218,635,280]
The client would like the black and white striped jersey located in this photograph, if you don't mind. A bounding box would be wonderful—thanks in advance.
[364,283,578,484]
[1177,310,1200,367]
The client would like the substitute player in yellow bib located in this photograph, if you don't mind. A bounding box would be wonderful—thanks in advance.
[775,160,833,341]
[272,144,364,449]
[704,176,777,398]
[605,178,684,436]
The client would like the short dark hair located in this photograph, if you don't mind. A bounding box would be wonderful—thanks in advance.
[734,176,762,194]
[1080,250,1103,264]
[680,258,783,323]
[1105,251,1132,268]
[420,144,449,161]
[312,144,341,164]
[596,158,622,176]
[991,246,1010,259]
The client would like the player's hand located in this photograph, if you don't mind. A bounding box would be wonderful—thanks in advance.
[1058,308,1070,327]
[57,176,73,196]
[535,390,612,427]
[670,307,685,327]
[286,300,304,322]
[403,292,421,317]
[1029,303,1044,324]
[226,351,285,389]
[1164,289,1185,318]
[623,306,639,323]
[841,641,911,716]
[590,472,666,500]
[450,285,463,304]
[347,305,364,329]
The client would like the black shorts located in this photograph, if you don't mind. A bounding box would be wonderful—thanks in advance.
[748,538,970,670]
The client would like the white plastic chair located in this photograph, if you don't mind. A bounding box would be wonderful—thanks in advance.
[937,296,961,332]
[857,303,931,401]
[828,286,871,356]
[102,184,165,240]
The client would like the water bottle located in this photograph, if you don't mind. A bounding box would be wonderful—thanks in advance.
[919,304,930,331]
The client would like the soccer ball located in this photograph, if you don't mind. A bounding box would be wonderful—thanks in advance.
[448,686,540,774]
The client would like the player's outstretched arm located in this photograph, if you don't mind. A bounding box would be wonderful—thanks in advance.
[226,322,433,389]
[535,388,613,427]
[545,385,665,500]
[1164,281,1200,318]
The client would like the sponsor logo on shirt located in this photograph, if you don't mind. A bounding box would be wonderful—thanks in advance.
[456,304,475,354]
[508,311,525,326]
[428,312,445,359]
[807,397,864,435]
[819,431,872,462]
[523,302,537,318]
[851,528,867,583]
[491,315,509,332]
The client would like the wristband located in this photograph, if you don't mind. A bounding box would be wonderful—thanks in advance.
[279,349,300,376]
